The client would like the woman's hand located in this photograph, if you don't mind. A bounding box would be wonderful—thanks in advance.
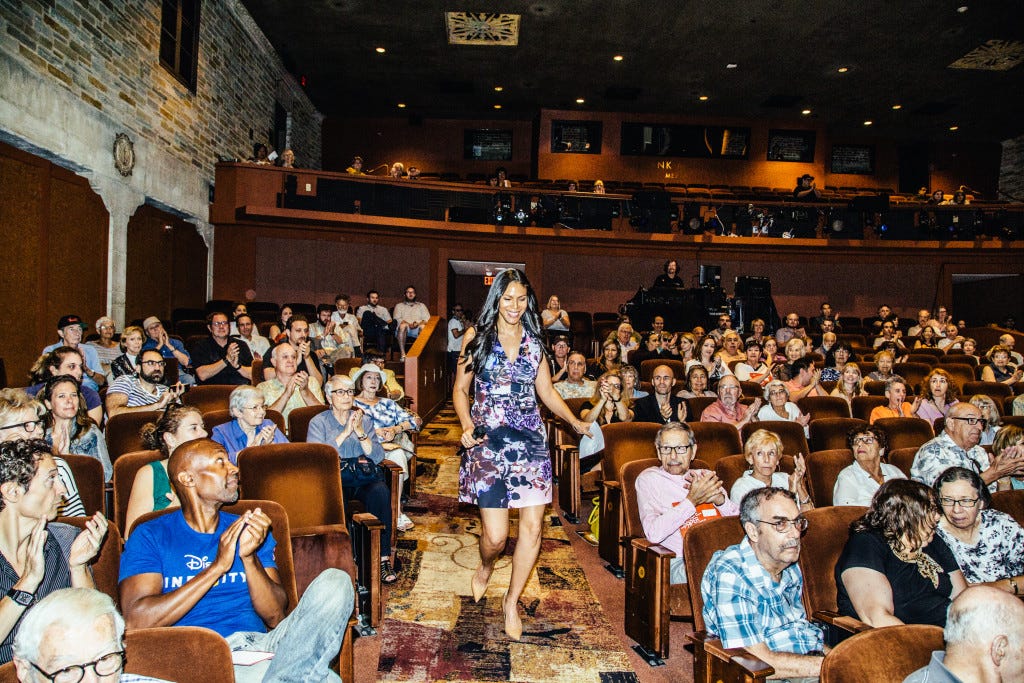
[460,427,485,449]
[17,518,48,593]
[797,412,811,427]
[254,423,276,446]
[376,426,396,442]
[572,420,593,438]
[68,512,109,570]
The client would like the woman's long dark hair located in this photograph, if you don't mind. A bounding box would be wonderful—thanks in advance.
[851,478,938,552]
[41,374,94,436]
[462,269,545,374]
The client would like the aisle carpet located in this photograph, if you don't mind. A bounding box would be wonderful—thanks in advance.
[376,407,639,682]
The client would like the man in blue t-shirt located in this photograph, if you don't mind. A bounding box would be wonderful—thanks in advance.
[119,439,353,683]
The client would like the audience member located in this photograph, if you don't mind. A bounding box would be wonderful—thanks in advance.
[757,380,810,435]
[810,302,840,332]
[141,317,194,385]
[189,312,252,385]
[620,365,647,400]
[914,326,940,349]
[257,343,323,421]
[393,286,430,361]
[580,371,633,426]
[867,349,896,382]
[42,316,105,391]
[991,426,1024,490]
[870,376,921,423]
[40,375,112,481]
[904,585,1024,683]
[107,325,145,381]
[592,179,605,194]
[676,364,716,399]
[106,349,181,417]
[345,156,364,174]
[700,487,825,679]
[390,162,406,179]
[775,313,809,345]
[653,260,684,288]
[357,291,393,357]
[277,148,295,168]
[871,304,899,332]
[819,341,852,382]
[267,305,293,343]
[908,309,943,338]
[27,348,103,426]
[211,385,288,464]
[554,352,596,399]
[689,335,731,384]
[88,316,120,375]
[833,425,905,506]
[330,294,362,359]
[873,320,906,350]
[836,479,965,627]
[814,330,837,358]
[716,331,745,365]
[916,368,959,428]
[981,344,1022,385]
[309,305,339,365]
[745,318,769,345]
[728,429,812,508]
[11,587,169,683]
[998,334,1023,365]
[265,316,324,387]
[700,376,760,430]
[783,356,827,400]
[793,173,821,200]
[448,304,469,375]
[0,439,107,664]
[548,335,570,383]
[970,394,1001,446]
[588,339,623,379]
[612,322,639,364]
[123,405,206,536]
[234,312,270,360]
[830,362,867,405]
[708,314,733,343]
[540,295,570,334]
[351,349,404,400]
[637,422,738,584]
[118,439,354,682]
[912,402,1023,489]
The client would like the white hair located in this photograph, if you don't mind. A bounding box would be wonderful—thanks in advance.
[229,385,263,416]
[13,588,124,662]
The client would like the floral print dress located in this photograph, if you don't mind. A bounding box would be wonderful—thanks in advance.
[459,330,552,509]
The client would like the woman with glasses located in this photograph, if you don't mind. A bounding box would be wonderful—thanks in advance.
[833,425,906,506]
[210,385,288,464]
[981,344,1022,385]
[728,429,812,509]
[756,380,811,436]
[41,375,112,482]
[107,325,146,381]
[0,389,84,517]
[837,479,966,627]
[308,374,397,583]
[734,340,771,387]
[934,467,1024,593]
[123,404,207,536]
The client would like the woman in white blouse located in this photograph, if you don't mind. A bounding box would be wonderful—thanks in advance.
[833,424,905,506]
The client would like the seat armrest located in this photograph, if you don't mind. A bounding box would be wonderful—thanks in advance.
[812,610,872,634]
[703,638,775,679]
[627,537,675,557]
[349,513,384,627]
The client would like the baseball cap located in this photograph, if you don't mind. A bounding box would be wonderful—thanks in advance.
[57,315,87,331]
[142,316,162,330]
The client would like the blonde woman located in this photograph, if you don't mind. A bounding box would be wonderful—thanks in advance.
[831,362,867,405]
[728,429,812,509]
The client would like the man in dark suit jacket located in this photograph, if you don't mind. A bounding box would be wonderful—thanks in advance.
[633,364,688,424]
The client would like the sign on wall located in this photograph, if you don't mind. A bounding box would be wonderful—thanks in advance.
[620,123,750,159]
[767,129,816,162]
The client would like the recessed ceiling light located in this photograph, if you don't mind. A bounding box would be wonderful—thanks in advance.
[575,98,585,104]
[493,104,502,109]
[699,95,709,101]
[613,55,624,62]
[837,66,849,73]
[375,47,386,53]
[892,104,902,110]
[801,109,811,115]
[397,103,406,108]
[494,86,503,92]
[863,120,873,126]
[949,125,959,131]
[956,6,968,13]
[726,63,738,69]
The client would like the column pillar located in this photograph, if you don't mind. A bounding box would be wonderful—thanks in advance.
[86,173,145,327]
[188,218,215,302]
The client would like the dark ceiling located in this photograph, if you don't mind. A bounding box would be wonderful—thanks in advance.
[239,1,1024,142]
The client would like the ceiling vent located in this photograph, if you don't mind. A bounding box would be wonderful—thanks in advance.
[949,39,1024,71]
[445,12,521,46]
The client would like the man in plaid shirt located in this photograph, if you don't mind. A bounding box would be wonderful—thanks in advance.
[700,487,826,680]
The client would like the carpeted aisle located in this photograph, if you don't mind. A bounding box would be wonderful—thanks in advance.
[375,407,639,682]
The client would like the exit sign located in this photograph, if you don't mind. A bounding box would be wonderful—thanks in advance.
[483,275,494,286]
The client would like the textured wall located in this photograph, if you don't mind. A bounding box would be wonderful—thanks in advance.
[1001,134,1024,202]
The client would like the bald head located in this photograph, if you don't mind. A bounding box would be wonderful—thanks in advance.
[167,438,236,504]
[944,402,984,450]
[943,586,1024,680]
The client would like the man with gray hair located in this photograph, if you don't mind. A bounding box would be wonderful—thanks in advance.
[999,333,1023,366]
[700,375,762,430]
[257,342,324,421]
[904,585,1024,682]
[636,422,738,584]
[12,587,168,682]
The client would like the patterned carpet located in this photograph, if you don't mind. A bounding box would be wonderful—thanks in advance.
[376,407,638,682]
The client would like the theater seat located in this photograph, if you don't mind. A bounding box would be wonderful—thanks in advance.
[873,417,933,451]
[798,395,852,420]
[806,449,855,507]
[819,624,943,683]
[715,454,795,498]
[810,417,867,452]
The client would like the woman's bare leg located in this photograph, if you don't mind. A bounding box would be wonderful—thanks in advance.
[473,507,510,602]
[502,504,546,640]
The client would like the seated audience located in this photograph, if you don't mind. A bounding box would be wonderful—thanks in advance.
[189,312,253,385]
[393,285,430,361]
[629,332,663,369]
[867,349,897,382]
[820,341,853,382]
[836,479,965,627]
[88,316,120,375]
[904,585,1024,683]
[548,336,570,383]
[793,173,821,200]
[912,402,1023,489]
[631,365,685,425]
[42,315,105,391]
[873,320,906,350]
[701,376,760,430]
[267,305,293,343]
[277,148,295,168]
[448,304,469,375]
[688,335,731,384]
[745,318,769,346]
[211,386,288,464]
[708,314,733,344]
[345,155,364,174]
[814,331,837,358]
[592,179,605,194]
[235,312,270,360]
[908,309,943,338]
[870,376,921,423]
[27,348,103,426]
[960,337,979,363]
[257,343,324,421]
[637,422,738,584]
[676,364,716,399]
[937,323,965,351]
[123,405,207,536]
[554,352,595,400]
[106,349,182,417]
[581,371,634,426]
[11,587,170,683]
[934,467,1024,590]
[41,375,112,481]
[0,390,83,517]
[716,331,745,366]
[620,365,647,400]
[0,439,107,664]
[811,303,841,333]
[330,294,362,359]
[915,326,940,349]
[757,380,810,436]
[998,334,1023,365]
[307,375,397,583]
[701,487,825,679]
[611,323,639,364]
[357,291,393,356]
[833,424,906,506]
[541,295,570,335]
[390,162,406,179]
[761,337,785,372]
[871,304,900,332]
[729,428,812,508]
[970,394,1001,446]
[916,368,959,428]
[108,325,145,381]
[981,344,1022,385]
[991,425,1024,490]
[676,332,697,364]
[352,364,420,532]
[265,316,324,386]
[783,356,827,400]
[141,317,194,385]
[587,339,623,379]
[733,340,771,386]
[830,362,867,405]
[118,439,354,682]
[775,313,809,345]
[350,350,404,400]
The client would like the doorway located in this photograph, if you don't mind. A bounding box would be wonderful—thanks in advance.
[446,260,527,321]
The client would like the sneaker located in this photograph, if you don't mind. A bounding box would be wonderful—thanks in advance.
[397,513,415,531]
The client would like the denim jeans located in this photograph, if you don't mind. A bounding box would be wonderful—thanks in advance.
[227,568,354,683]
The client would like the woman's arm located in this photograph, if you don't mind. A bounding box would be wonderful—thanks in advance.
[124,465,157,538]
[452,328,480,447]
[840,567,903,627]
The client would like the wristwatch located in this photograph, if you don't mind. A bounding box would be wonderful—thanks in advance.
[7,588,35,607]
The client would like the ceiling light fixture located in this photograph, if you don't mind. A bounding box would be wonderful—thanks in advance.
[801,109,811,115]
[613,55,624,62]
[837,66,849,73]
[699,95,709,101]
[375,47,386,53]
[494,86,503,92]
[493,104,502,109]
[397,103,406,108]
[575,98,585,104]
[892,104,902,110]
[726,63,738,69]
[863,120,873,126]
[956,6,968,13]
[949,125,959,131]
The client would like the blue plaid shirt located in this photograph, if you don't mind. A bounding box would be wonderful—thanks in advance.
[701,537,823,652]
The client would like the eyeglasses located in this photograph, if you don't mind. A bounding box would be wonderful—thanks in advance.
[852,435,877,446]
[658,444,694,456]
[141,360,166,367]
[330,389,355,396]
[0,420,43,433]
[210,321,230,327]
[30,650,125,683]
[243,404,266,412]
[605,383,622,390]
[939,497,980,508]
[949,416,988,427]
[754,517,809,533]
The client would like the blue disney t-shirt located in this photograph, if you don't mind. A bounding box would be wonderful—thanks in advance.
[119,510,277,637]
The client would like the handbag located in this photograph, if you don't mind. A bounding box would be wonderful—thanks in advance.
[340,458,385,488]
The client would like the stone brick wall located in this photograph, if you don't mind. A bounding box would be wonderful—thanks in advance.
[0,0,321,208]
[1001,133,1024,202]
